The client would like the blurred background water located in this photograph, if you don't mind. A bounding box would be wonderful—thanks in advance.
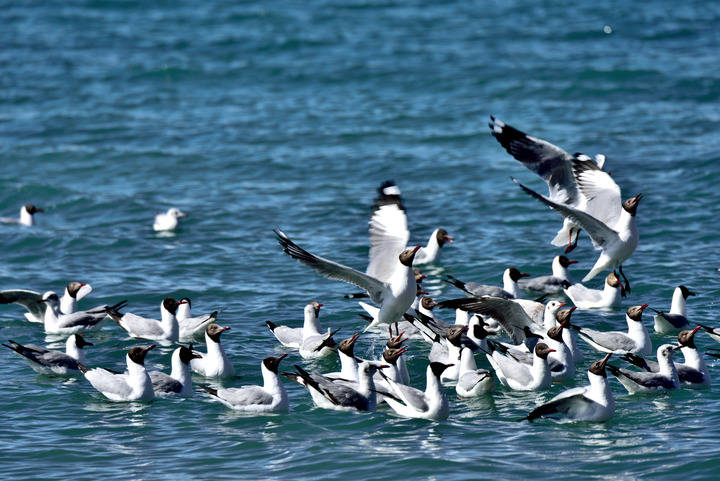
[1,1,719,480]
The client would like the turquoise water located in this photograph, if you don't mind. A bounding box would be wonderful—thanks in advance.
[2,1,720,479]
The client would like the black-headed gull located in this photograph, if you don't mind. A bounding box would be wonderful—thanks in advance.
[455,347,493,398]
[0,281,94,324]
[564,271,624,309]
[487,342,554,391]
[41,292,124,336]
[265,301,323,349]
[651,285,695,334]
[106,297,183,344]
[324,333,361,382]
[190,323,236,378]
[380,362,452,420]
[444,267,529,299]
[284,361,385,412]
[201,355,289,412]
[572,304,651,356]
[622,326,709,389]
[2,334,93,375]
[153,208,186,231]
[513,176,642,293]
[149,345,202,397]
[367,181,452,272]
[79,345,156,402]
[274,229,420,331]
[525,353,614,423]
[608,344,680,393]
[176,297,217,340]
[0,204,43,227]
[518,255,577,294]
[490,117,607,254]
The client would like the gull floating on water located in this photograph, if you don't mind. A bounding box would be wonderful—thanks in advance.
[0,281,94,324]
[380,362,453,420]
[153,208,186,232]
[266,302,323,349]
[2,334,93,375]
[651,285,695,334]
[564,271,624,310]
[623,326,710,389]
[176,297,217,340]
[106,297,183,344]
[190,323,236,378]
[518,255,577,294]
[572,304,651,356]
[149,345,202,397]
[455,347,494,398]
[40,292,124,336]
[525,353,614,423]
[0,204,43,227]
[444,268,529,299]
[201,355,289,412]
[79,345,156,402]
[608,344,680,394]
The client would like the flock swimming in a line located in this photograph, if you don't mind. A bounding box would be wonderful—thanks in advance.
[2,117,718,422]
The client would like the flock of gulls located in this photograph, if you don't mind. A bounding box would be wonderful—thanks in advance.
[2,117,717,423]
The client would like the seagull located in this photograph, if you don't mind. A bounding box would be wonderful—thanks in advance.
[572,304,651,356]
[149,345,202,397]
[274,229,420,331]
[651,285,695,334]
[265,302,323,349]
[190,323,236,378]
[444,267,530,299]
[525,353,614,423]
[456,347,494,398]
[607,344,680,394]
[489,117,608,254]
[324,333,362,382]
[486,342,554,391]
[622,326,710,389]
[437,297,565,346]
[2,334,93,375]
[40,292,125,336]
[563,271,624,310]
[79,345,156,402]
[698,324,720,345]
[105,297,183,344]
[176,297,217,340]
[201,355,289,412]
[518,255,577,294]
[380,362,453,420]
[366,181,453,272]
[153,208,186,232]
[513,177,642,293]
[0,281,94,323]
[284,361,385,412]
[0,204,44,227]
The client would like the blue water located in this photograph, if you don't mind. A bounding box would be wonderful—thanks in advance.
[2,1,720,479]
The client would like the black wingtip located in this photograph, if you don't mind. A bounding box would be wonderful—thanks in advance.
[266,320,278,332]
[200,384,218,397]
[358,313,374,322]
[77,362,90,374]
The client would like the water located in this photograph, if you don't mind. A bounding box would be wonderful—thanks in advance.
[1,1,719,479]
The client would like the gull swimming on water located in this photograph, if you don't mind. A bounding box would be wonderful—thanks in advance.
[0,204,44,227]
[153,208,187,232]
[2,334,93,375]
[563,271,625,310]
[201,355,289,412]
[79,345,156,402]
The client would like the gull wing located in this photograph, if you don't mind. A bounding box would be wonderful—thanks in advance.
[572,156,622,228]
[438,296,534,344]
[0,289,46,319]
[513,179,619,250]
[218,385,273,406]
[490,117,579,205]
[274,229,386,304]
[366,203,409,284]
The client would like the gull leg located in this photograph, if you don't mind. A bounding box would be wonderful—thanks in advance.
[618,265,631,294]
[564,229,580,254]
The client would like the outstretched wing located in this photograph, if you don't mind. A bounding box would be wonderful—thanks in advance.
[572,156,622,228]
[274,229,387,304]
[490,117,579,205]
[513,179,619,250]
[438,296,534,344]
[0,289,46,319]
[366,196,409,283]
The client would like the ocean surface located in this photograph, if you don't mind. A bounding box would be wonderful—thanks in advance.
[1,1,719,480]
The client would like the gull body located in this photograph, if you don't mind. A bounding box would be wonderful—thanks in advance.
[191,323,236,378]
[2,334,93,375]
[153,208,186,232]
[80,345,156,402]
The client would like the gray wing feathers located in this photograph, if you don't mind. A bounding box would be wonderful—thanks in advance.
[149,371,182,393]
[275,229,387,304]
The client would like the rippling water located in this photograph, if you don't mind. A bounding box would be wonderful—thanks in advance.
[2,1,719,480]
